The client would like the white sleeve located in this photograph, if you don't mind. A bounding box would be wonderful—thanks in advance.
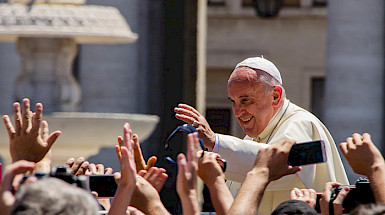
[211,134,220,152]
[216,134,269,182]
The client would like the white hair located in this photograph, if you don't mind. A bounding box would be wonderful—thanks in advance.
[11,178,99,215]
[252,68,286,99]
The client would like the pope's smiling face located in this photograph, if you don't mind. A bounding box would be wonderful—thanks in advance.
[227,67,276,138]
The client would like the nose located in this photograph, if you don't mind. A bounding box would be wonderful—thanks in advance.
[233,104,244,117]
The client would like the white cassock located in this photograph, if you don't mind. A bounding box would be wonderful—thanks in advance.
[212,99,349,214]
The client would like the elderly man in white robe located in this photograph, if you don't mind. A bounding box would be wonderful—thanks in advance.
[174,56,349,214]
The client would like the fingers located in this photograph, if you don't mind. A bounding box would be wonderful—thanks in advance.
[174,104,202,125]
[115,145,122,162]
[291,187,302,199]
[21,98,32,133]
[332,186,350,215]
[144,168,159,184]
[362,133,372,143]
[70,157,88,176]
[322,182,341,202]
[146,156,157,171]
[187,133,199,166]
[177,153,187,177]
[96,164,105,174]
[287,166,302,175]
[346,137,355,150]
[65,157,75,168]
[88,163,97,175]
[133,134,146,171]
[339,142,348,155]
[352,133,363,146]
[91,191,99,198]
[123,123,132,149]
[176,104,200,116]
[3,115,16,140]
[114,172,121,184]
[333,186,350,205]
[30,103,42,135]
[2,160,35,192]
[138,170,147,177]
[13,102,22,136]
[119,146,137,185]
[105,167,113,174]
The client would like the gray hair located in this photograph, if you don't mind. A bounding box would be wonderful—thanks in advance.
[250,68,286,99]
[11,178,99,215]
[350,203,385,215]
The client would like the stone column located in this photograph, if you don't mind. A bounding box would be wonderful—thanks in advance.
[324,0,384,182]
[15,37,81,112]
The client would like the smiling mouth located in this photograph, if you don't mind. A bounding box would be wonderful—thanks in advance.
[240,116,253,123]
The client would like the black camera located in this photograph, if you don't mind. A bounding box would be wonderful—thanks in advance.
[329,178,375,213]
[21,166,89,190]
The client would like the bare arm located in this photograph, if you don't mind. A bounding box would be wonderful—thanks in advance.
[108,123,137,215]
[176,133,200,215]
[198,152,233,214]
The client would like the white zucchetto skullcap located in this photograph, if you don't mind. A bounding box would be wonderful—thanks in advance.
[235,57,282,85]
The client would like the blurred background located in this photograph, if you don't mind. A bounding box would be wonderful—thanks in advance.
[0,0,383,213]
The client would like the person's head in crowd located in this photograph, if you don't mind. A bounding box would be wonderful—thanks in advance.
[11,177,98,215]
[349,203,385,215]
[227,57,285,138]
[271,199,318,215]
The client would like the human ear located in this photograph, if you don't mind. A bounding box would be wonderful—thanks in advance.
[272,86,283,106]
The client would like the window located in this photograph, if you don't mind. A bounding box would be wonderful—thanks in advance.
[206,108,231,135]
[208,0,226,6]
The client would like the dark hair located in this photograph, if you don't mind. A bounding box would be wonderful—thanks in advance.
[271,200,318,215]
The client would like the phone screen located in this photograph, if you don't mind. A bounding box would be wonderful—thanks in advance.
[88,175,117,197]
[288,140,326,166]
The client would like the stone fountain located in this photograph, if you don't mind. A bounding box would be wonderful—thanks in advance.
[0,0,159,166]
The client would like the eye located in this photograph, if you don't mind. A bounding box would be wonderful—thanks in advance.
[240,98,249,104]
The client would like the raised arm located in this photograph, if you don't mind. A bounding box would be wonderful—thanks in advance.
[2,98,61,163]
[228,139,301,214]
[108,123,137,215]
[339,133,385,203]
[198,151,233,214]
[176,132,200,215]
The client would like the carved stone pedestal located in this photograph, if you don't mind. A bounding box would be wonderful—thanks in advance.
[16,37,80,112]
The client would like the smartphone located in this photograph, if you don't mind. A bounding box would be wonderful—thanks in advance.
[288,140,327,166]
[88,175,117,197]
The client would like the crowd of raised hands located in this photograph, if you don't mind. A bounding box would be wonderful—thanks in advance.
[1,99,385,215]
